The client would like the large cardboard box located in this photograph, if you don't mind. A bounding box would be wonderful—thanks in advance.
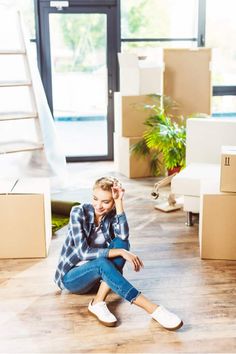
[199,179,236,260]
[114,134,152,178]
[114,93,156,137]
[0,178,51,258]
[220,146,236,192]
[164,48,212,116]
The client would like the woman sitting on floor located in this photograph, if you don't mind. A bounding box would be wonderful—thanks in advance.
[54,176,183,330]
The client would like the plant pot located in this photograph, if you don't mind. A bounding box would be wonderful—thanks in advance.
[167,166,181,176]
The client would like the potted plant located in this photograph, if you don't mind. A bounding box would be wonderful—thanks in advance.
[130,95,186,176]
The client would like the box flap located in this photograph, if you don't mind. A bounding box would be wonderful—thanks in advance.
[221,145,236,155]
[12,178,50,194]
[0,178,50,195]
[0,179,19,194]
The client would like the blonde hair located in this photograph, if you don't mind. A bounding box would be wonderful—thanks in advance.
[93,176,121,192]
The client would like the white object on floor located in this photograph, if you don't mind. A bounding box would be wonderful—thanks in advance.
[171,118,236,224]
[154,202,182,213]
[152,174,182,212]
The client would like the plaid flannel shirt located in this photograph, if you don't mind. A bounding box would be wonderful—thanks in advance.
[54,203,129,289]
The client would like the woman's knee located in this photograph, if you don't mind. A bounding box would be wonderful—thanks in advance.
[110,237,130,251]
[96,257,114,271]
[98,257,125,278]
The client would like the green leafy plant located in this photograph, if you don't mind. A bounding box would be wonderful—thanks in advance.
[130,95,187,176]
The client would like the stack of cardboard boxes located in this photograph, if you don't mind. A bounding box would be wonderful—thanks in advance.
[115,48,212,178]
[199,146,236,260]
[114,52,164,178]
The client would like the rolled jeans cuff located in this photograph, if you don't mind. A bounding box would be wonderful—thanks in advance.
[125,287,141,303]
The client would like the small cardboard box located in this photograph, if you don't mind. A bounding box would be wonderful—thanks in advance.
[118,53,140,95]
[0,178,51,258]
[118,52,164,96]
[114,134,152,178]
[220,146,236,192]
[199,179,236,260]
[139,64,164,96]
[114,93,155,137]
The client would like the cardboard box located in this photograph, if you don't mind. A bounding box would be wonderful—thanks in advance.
[139,66,164,95]
[114,93,156,137]
[118,53,140,95]
[220,146,236,192]
[0,178,51,258]
[164,48,212,116]
[199,179,236,260]
[118,52,164,96]
[114,134,152,178]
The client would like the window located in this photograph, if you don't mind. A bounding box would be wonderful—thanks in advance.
[0,0,35,38]
[206,0,236,86]
[205,0,236,115]
[121,0,199,55]
[212,96,236,117]
[0,0,37,60]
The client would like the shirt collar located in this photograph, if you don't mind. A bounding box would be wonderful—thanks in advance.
[87,204,116,224]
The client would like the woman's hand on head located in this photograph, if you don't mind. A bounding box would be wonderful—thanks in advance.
[111,183,125,201]
[121,249,144,272]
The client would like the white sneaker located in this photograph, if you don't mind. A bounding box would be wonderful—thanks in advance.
[151,305,183,330]
[88,300,117,327]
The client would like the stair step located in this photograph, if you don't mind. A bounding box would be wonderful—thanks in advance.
[0,112,38,121]
[0,80,31,87]
[0,141,44,154]
[0,49,26,55]
[0,12,46,158]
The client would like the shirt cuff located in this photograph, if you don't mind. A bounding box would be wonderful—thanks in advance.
[98,248,110,258]
[116,212,127,223]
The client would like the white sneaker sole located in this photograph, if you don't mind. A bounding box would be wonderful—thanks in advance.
[157,320,184,331]
[88,308,117,327]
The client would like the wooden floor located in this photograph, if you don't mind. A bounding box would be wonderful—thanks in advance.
[1,162,236,353]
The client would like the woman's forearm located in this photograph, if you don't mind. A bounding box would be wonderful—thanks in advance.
[115,199,124,215]
[108,248,144,272]
[108,248,124,258]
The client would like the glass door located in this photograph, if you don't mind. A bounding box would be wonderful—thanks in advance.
[36,2,120,161]
[49,13,108,157]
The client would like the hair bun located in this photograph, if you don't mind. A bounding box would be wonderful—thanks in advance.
[93,176,122,191]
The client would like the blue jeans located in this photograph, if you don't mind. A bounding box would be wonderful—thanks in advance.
[62,237,141,303]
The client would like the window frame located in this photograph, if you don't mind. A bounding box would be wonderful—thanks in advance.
[32,0,236,128]
[120,0,236,101]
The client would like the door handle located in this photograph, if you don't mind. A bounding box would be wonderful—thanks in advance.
[50,1,69,10]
